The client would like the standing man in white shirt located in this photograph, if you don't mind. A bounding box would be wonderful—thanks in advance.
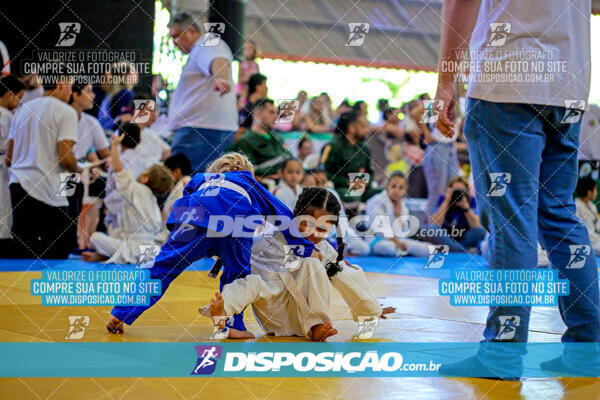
[2,71,81,259]
[167,12,237,173]
[435,0,599,378]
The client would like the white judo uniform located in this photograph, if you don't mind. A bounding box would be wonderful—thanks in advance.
[217,226,382,338]
[365,191,431,257]
[273,181,302,211]
[90,169,163,263]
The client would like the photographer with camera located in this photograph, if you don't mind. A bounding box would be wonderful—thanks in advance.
[420,176,487,252]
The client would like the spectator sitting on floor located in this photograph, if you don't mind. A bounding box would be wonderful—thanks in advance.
[365,171,431,257]
[321,111,381,205]
[304,96,332,133]
[235,73,267,141]
[227,98,291,178]
[272,158,304,210]
[302,168,371,256]
[420,176,487,253]
[575,176,600,256]
[297,135,314,163]
[385,143,410,178]
[83,133,173,263]
[103,122,152,231]
[98,62,138,131]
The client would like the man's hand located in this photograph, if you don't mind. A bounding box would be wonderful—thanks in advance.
[434,82,456,138]
[214,78,231,96]
[106,316,124,334]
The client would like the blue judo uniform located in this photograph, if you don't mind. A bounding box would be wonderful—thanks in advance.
[111,171,314,329]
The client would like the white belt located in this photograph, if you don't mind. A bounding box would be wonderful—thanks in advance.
[198,180,252,203]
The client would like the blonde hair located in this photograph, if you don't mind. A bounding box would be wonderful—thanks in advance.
[206,152,255,175]
[145,164,174,196]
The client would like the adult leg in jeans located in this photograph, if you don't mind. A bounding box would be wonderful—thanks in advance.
[172,127,235,174]
[537,106,600,371]
[466,99,544,377]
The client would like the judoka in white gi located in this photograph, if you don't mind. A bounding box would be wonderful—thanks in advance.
[365,171,431,257]
[205,187,395,341]
[83,133,173,263]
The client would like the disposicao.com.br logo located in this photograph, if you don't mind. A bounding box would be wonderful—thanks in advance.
[191,348,441,376]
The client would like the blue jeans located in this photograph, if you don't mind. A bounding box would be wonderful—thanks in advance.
[172,127,235,174]
[423,141,460,217]
[464,98,600,375]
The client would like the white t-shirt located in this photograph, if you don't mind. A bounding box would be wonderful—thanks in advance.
[73,112,109,160]
[137,127,170,163]
[168,34,237,131]
[467,0,591,107]
[8,96,78,207]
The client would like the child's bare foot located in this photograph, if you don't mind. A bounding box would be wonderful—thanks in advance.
[227,328,255,339]
[209,292,226,327]
[209,292,255,339]
[82,251,107,262]
[311,322,338,342]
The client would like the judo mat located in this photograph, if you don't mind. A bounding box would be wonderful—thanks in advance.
[1,254,599,399]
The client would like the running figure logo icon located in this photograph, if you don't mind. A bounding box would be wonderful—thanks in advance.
[281,245,305,271]
[425,245,449,269]
[487,173,511,197]
[420,100,443,123]
[56,23,81,47]
[346,23,370,46]
[562,100,586,124]
[65,316,90,340]
[346,173,370,196]
[132,100,155,123]
[191,345,222,375]
[496,316,520,340]
[136,245,160,269]
[276,100,299,124]
[201,23,225,46]
[354,316,379,339]
[209,316,231,339]
[57,173,81,197]
[486,23,511,47]
[170,208,199,242]
[201,173,227,197]
[566,244,591,269]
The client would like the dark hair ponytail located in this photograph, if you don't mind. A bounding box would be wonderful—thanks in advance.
[293,187,345,276]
